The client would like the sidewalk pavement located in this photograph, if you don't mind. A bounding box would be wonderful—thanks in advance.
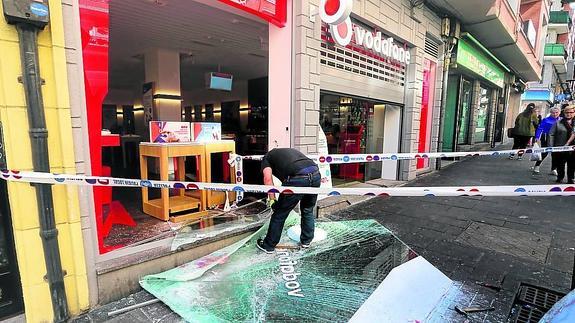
[328,154,575,321]
[72,153,575,322]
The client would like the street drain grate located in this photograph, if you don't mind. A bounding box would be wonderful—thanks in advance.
[515,305,546,323]
[510,283,566,323]
[518,285,563,309]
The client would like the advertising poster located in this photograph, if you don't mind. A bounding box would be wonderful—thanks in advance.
[149,122,191,143]
[317,126,333,200]
[191,122,222,142]
[143,82,154,124]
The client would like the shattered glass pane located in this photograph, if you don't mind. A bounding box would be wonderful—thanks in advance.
[141,213,424,322]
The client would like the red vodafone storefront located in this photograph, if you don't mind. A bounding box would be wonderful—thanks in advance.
[78,0,288,254]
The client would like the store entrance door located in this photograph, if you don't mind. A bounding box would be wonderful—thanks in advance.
[0,180,24,319]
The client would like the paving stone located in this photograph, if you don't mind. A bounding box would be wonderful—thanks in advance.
[472,200,515,216]
[455,222,551,264]
[545,247,575,274]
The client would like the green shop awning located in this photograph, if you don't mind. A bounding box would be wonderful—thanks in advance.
[455,34,509,88]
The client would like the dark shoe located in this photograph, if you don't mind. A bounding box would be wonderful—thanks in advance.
[256,238,274,254]
[300,242,311,249]
[568,180,574,184]
[556,178,564,183]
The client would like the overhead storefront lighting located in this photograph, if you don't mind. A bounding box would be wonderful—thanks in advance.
[152,94,182,101]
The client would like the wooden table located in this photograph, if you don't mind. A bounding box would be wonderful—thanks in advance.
[139,142,208,222]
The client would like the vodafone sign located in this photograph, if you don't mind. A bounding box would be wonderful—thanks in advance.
[319,0,411,65]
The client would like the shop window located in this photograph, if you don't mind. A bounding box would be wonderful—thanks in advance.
[457,79,474,145]
[319,93,400,184]
[79,0,270,255]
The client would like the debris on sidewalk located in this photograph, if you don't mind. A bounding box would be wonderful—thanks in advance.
[454,305,495,316]
[107,298,161,317]
[474,281,502,292]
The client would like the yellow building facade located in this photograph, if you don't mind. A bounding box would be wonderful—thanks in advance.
[0,1,89,321]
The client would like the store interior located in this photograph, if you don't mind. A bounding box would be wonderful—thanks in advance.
[319,93,402,185]
[92,0,270,253]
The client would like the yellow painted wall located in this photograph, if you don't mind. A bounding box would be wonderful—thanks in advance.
[0,1,89,322]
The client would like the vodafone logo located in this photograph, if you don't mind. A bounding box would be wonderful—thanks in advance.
[320,0,353,47]
[319,0,411,65]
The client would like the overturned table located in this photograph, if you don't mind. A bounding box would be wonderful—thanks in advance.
[139,141,236,222]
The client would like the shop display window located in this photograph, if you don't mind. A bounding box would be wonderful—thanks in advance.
[320,93,398,184]
[79,0,270,255]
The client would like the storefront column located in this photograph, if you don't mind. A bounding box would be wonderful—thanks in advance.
[144,49,182,121]
[401,46,426,181]
[489,89,498,144]
[268,1,294,149]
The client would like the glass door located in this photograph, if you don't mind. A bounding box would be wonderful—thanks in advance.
[474,86,492,143]
[457,78,473,145]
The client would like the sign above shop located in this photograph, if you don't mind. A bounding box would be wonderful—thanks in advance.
[218,0,287,27]
[456,39,505,88]
[319,0,410,65]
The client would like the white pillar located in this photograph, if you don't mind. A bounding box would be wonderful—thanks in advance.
[268,1,293,149]
[144,49,182,121]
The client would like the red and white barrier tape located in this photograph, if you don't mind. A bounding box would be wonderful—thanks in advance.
[233,145,575,164]
[2,170,575,197]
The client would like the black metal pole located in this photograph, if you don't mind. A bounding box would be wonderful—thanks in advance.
[15,23,69,323]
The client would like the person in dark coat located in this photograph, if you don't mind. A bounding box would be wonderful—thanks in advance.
[550,105,575,183]
[510,103,539,160]
[256,148,321,253]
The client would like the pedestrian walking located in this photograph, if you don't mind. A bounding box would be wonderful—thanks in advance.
[510,103,539,160]
[550,105,575,183]
[532,107,561,175]
[256,148,321,253]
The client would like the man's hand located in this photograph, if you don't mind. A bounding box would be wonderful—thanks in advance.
[266,197,276,208]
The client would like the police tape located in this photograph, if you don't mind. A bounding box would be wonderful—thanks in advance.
[233,145,575,165]
[2,170,575,197]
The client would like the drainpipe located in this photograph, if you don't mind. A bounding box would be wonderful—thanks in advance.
[15,23,70,323]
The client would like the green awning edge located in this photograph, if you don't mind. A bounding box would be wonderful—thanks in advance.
[461,33,512,73]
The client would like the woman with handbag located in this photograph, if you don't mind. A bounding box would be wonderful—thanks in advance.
[509,103,539,160]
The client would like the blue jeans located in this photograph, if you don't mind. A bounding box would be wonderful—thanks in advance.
[262,171,321,248]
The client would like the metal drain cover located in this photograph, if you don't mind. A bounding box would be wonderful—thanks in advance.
[509,283,566,323]
[455,222,551,263]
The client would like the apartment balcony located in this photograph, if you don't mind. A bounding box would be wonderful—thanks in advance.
[426,0,542,81]
[549,10,571,33]
[544,43,567,73]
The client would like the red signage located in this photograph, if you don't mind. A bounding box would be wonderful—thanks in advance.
[219,0,287,27]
